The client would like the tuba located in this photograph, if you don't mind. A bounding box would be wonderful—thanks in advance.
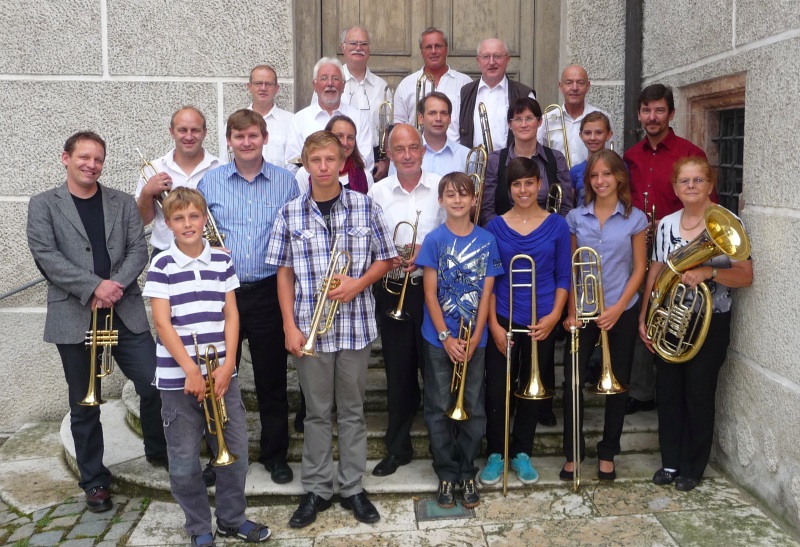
[377,85,394,161]
[543,104,572,168]
[414,73,435,132]
[80,306,119,406]
[447,317,474,421]
[384,211,421,321]
[301,234,352,356]
[192,333,237,466]
[646,204,750,363]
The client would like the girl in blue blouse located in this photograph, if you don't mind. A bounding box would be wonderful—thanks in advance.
[481,157,571,486]
[562,149,647,481]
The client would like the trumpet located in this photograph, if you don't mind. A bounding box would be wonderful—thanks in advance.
[503,255,553,496]
[137,148,168,207]
[415,73,435,132]
[79,307,119,407]
[384,211,421,321]
[545,183,562,214]
[643,192,656,275]
[465,146,488,224]
[378,85,394,161]
[192,333,237,467]
[447,316,474,421]
[301,234,352,357]
[478,102,493,153]
[543,104,572,168]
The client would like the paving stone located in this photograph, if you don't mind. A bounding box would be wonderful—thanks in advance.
[97,541,121,547]
[118,508,144,522]
[68,519,110,538]
[103,520,135,541]
[80,508,115,523]
[29,530,67,546]
[8,522,36,542]
[44,513,81,529]
[31,507,51,522]
[50,500,84,517]
[59,539,96,547]
[9,515,32,526]
[0,510,18,525]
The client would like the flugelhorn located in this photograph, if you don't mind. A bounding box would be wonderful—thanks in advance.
[137,148,168,207]
[478,102,493,154]
[543,104,572,168]
[414,73,435,132]
[384,210,421,321]
[80,306,119,407]
[378,85,394,161]
[646,204,750,363]
[192,333,237,466]
[301,234,352,357]
[447,317,474,421]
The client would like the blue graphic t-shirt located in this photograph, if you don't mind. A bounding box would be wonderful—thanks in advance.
[416,223,504,348]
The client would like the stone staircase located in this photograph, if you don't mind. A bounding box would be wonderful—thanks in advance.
[61,339,661,501]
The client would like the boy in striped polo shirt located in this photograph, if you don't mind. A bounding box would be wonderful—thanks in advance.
[143,187,270,546]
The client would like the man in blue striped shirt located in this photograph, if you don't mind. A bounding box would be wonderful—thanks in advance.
[197,109,300,485]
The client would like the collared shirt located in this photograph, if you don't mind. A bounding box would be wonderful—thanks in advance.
[134,149,221,250]
[623,128,710,219]
[471,76,535,149]
[265,187,397,352]
[393,66,473,142]
[387,136,470,177]
[197,160,299,283]
[566,201,647,311]
[143,239,240,390]
[285,101,374,174]
[247,102,293,170]
[536,101,616,166]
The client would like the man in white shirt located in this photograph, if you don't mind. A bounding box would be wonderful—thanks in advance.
[285,58,374,174]
[135,106,220,255]
[247,64,293,169]
[536,64,615,167]
[458,38,535,151]
[393,27,472,143]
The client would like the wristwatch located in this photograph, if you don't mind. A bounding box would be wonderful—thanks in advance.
[438,330,451,341]
[711,267,718,279]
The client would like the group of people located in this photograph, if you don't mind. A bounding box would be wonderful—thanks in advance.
[27,23,752,547]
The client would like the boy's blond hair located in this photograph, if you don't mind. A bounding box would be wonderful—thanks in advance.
[162,187,208,221]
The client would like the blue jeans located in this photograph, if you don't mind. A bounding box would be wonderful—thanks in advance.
[423,342,486,483]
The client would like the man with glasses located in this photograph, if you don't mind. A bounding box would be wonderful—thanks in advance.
[393,27,472,143]
[459,38,535,150]
[285,57,374,174]
[247,64,293,169]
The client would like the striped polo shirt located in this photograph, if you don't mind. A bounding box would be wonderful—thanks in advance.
[143,239,240,390]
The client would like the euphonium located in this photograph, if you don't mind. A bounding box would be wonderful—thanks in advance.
[378,85,394,161]
[545,183,562,214]
[384,211,421,321]
[301,234,352,357]
[447,317,474,421]
[478,102,494,153]
[415,73,435,132]
[543,104,572,168]
[192,333,237,466]
[643,191,656,275]
[646,204,750,363]
[80,306,119,407]
[137,148,168,207]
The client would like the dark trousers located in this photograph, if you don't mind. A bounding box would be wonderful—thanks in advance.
[562,304,638,462]
[485,314,557,457]
[374,281,424,460]
[656,312,731,480]
[56,313,166,492]
[234,276,288,465]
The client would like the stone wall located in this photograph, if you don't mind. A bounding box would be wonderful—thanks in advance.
[0,0,294,431]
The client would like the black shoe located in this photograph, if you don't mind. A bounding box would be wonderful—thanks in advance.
[264,460,293,484]
[459,479,480,508]
[289,492,331,528]
[436,480,455,509]
[675,476,699,492]
[85,486,112,513]
[146,454,169,471]
[625,397,656,415]
[538,410,557,427]
[340,492,380,523]
[216,518,271,542]
[652,468,678,485]
[559,465,574,481]
[597,465,616,481]
[372,454,412,476]
[202,462,217,487]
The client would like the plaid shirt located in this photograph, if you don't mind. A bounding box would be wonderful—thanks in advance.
[265,186,397,352]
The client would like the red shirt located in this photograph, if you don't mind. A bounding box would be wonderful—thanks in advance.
[624,129,715,220]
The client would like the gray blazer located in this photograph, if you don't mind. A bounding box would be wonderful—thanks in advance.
[27,182,150,344]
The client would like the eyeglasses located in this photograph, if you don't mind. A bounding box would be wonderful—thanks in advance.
[345,41,370,49]
[511,116,538,125]
[250,81,277,88]
[316,75,342,84]
[347,85,370,110]
[677,177,708,186]
[478,54,508,62]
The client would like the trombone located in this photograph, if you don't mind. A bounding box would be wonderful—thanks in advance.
[137,148,168,208]
[465,146,488,224]
[301,234,352,356]
[414,73,435,132]
[80,306,119,407]
[502,255,553,496]
[192,333,237,467]
[378,85,394,161]
[569,324,580,492]
[447,316,474,421]
[384,211,421,321]
[545,183,562,214]
[478,102,494,153]
[543,104,572,168]
[643,191,656,276]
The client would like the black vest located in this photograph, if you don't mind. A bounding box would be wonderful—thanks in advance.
[458,79,535,149]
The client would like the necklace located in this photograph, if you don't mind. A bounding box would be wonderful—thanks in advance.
[513,209,537,224]
[680,210,704,231]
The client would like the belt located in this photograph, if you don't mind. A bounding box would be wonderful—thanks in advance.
[235,276,273,293]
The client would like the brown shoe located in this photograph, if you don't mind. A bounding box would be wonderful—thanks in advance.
[85,486,112,513]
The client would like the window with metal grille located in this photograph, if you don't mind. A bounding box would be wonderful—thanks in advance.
[711,108,744,214]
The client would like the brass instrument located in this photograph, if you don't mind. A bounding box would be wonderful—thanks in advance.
[137,148,168,207]
[447,317,474,421]
[545,183,562,214]
[414,73,435,132]
[646,204,750,363]
[543,104,572,168]
[80,307,119,406]
[287,156,304,167]
[503,255,553,496]
[203,209,225,248]
[478,102,494,153]
[384,211,421,321]
[572,247,627,395]
[192,333,237,466]
[569,324,580,492]
[643,192,656,275]
[378,85,394,160]
[301,234,352,357]
[465,146,488,224]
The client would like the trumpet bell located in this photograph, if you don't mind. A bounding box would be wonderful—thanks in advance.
[587,367,627,395]
[386,308,410,321]
[446,404,469,421]
[212,443,238,466]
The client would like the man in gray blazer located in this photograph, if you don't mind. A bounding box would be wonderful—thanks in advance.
[27,131,167,513]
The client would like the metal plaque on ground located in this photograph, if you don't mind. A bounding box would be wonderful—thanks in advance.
[415,499,475,522]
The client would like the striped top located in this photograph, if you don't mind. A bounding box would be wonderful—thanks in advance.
[143,239,240,390]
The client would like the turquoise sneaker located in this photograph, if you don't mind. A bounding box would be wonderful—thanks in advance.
[511,453,539,484]
[479,453,504,485]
